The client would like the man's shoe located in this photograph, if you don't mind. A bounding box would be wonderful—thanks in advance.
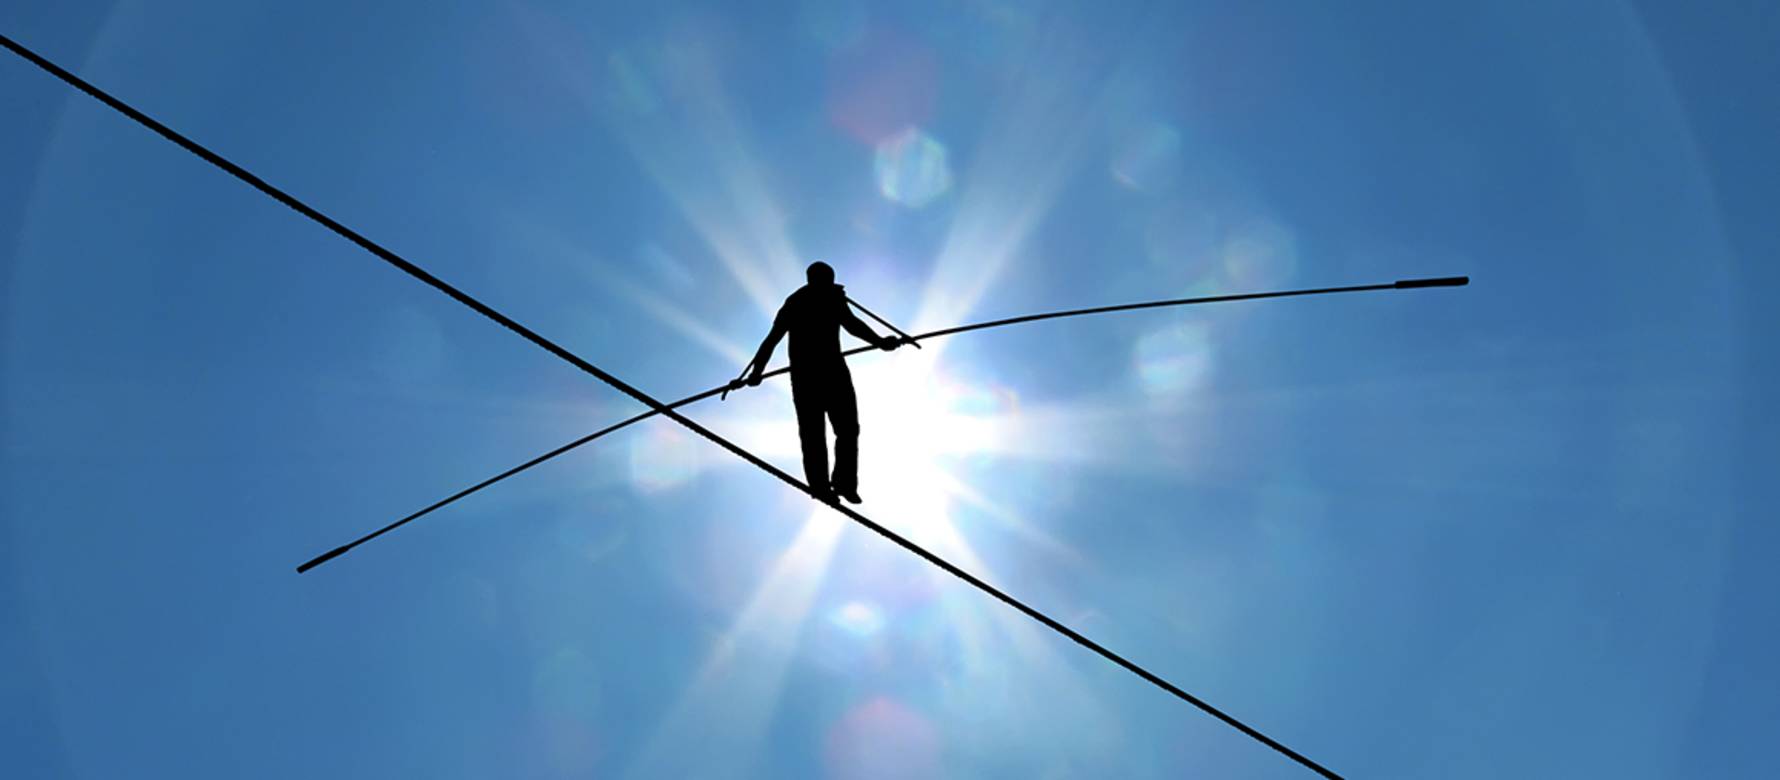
[812,487,840,505]
[836,489,863,505]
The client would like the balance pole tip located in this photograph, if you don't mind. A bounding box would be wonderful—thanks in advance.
[297,545,352,574]
[1394,275,1468,289]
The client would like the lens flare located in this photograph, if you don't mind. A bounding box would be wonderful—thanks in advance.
[1132,322,1217,395]
[629,421,701,493]
[1134,321,1215,397]
[1111,120,1183,193]
[827,29,940,145]
[831,600,887,637]
[874,128,954,208]
[528,712,601,777]
[1221,218,1297,289]
[824,696,942,779]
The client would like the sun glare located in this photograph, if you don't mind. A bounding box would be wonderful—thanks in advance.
[851,350,1002,541]
[715,344,1010,547]
[521,7,1124,758]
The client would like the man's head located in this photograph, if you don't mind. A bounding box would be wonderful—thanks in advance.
[806,261,835,287]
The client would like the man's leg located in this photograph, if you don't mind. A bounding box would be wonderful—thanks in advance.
[829,374,861,500]
[790,378,832,495]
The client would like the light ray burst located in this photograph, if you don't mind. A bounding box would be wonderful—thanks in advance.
[913,32,1117,332]
[624,511,845,778]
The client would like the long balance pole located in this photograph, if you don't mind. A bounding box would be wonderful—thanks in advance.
[299,275,1466,574]
[847,294,922,348]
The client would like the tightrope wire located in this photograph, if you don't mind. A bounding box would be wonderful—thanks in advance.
[0,32,1474,779]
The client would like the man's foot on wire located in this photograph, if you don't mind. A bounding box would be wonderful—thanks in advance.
[836,488,862,505]
[812,486,840,505]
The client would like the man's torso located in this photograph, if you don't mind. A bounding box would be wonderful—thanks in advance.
[781,283,850,372]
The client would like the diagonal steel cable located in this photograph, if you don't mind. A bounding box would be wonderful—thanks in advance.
[0,32,1454,778]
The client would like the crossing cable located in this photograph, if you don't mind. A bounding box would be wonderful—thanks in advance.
[314,276,1466,576]
[3,33,1364,779]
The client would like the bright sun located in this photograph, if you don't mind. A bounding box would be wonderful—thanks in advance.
[719,345,1006,543]
[850,349,1003,540]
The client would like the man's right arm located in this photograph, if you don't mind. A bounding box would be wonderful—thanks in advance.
[746,309,788,385]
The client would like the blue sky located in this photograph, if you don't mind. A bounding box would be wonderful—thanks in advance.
[3,1,1775,778]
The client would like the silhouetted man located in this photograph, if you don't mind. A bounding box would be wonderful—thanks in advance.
[739,261,905,504]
